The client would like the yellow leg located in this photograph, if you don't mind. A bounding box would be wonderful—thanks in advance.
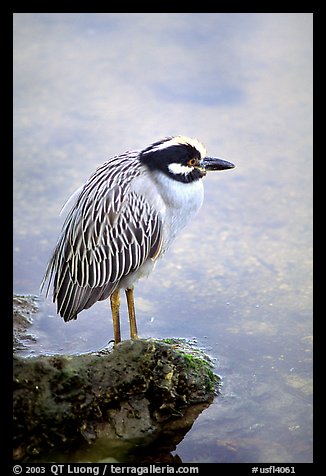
[125,287,138,340]
[110,289,121,346]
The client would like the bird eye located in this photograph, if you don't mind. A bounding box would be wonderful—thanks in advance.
[187,158,197,167]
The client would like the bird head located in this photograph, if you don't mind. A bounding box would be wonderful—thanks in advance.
[139,135,235,183]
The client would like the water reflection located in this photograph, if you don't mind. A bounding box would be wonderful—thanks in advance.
[13,13,313,463]
[29,402,211,464]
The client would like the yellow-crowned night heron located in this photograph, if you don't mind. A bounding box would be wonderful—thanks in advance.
[42,136,234,346]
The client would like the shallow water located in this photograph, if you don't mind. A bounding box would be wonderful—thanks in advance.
[13,13,313,463]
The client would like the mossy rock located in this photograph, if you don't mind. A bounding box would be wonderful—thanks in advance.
[13,337,220,462]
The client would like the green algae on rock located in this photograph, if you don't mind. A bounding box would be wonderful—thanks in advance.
[13,336,219,462]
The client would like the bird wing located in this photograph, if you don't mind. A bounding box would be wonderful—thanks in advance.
[42,155,163,321]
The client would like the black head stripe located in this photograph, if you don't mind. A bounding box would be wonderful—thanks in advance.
[140,143,200,170]
[139,137,206,183]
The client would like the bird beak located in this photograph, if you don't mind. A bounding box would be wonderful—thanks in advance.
[202,156,235,171]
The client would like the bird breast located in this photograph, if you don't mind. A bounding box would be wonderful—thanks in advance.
[130,168,204,250]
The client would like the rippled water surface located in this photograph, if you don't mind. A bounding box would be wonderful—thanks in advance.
[13,13,313,463]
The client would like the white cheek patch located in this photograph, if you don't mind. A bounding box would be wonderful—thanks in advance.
[168,162,193,175]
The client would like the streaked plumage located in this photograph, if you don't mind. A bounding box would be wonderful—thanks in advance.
[42,135,234,345]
